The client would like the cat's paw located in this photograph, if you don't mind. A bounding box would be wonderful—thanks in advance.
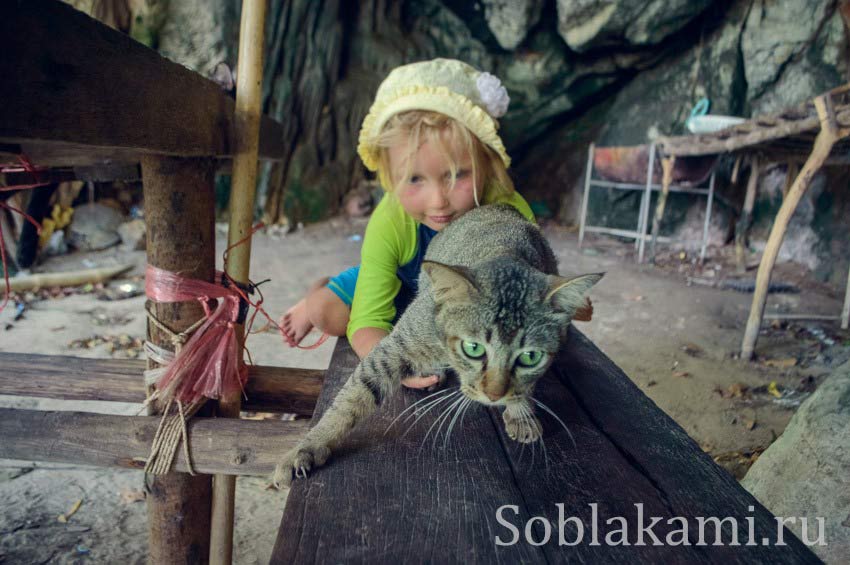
[272,441,331,488]
[503,411,542,443]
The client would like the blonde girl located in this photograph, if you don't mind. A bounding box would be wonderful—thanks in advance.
[281,58,534,388]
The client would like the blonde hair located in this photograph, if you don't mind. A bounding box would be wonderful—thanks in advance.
[372,110,514,204]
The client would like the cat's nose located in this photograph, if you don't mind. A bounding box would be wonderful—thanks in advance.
[481,372,509,401]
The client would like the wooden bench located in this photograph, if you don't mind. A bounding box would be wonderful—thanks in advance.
[273,331,819,563]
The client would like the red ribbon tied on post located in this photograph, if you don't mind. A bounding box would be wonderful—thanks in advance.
[145,264,248,405]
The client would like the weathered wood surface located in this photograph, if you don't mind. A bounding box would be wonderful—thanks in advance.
[142,153,217,563]
[273,339,543,563]
[0,352,323,416]
[273,334,819,563]
[0,0,285,165]
[0,408,308,476]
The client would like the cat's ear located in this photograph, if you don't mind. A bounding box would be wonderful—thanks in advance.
[546,273,604,318]
[573,297,594,322]
[422,261,479,305]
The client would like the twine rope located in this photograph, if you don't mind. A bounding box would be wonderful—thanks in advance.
[142,307,207,477]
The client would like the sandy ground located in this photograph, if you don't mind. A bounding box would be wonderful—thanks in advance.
[1,215,847,564]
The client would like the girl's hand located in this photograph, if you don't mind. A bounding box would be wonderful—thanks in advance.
[401,374,440,389]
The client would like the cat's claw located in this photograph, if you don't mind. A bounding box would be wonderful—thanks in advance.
[272,442,331,488]
[503,412,542,444]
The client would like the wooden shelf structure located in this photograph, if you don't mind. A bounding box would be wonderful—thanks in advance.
[658,85,850,359]
[0,1,316,563]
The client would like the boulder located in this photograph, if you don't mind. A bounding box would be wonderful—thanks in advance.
[741,362,850,563]
[481,0,544,50]
[67,203,124,252]
[555,0,711,52]
[596,0,749,147]
[157,0,237,78]
[742,1,846,114]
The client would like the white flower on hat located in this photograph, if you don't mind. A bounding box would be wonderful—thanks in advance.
[475,72,509,118]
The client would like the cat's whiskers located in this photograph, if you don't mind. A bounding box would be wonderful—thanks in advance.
[458,392,476,429]
[384,386,456,435]
[443,397,472,449]
[531,396,576,448]
[402,390,461,438]
[432,395,469,448]
[421,394,466,450]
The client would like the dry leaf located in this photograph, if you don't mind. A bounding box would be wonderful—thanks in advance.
[58,499,83,523]
[763,357,797,369]
[767,381,782,398]
[120,490,145,504]
[726,383,747,398]
[672,371,690,378]
[681,343,703,357]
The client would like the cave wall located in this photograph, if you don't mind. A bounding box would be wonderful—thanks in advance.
[152,0,850,284]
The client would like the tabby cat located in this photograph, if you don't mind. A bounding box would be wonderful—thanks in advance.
[273,204,602,486]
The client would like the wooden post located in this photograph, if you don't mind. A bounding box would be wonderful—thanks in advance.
[699,171,715,264]
[142,155,216,564]
[210,0,267,563]
[577,143,594,249]
[637,143,656,262]
[842,260,850,330]
[741,95,849,360]
[735,156,760,274]
[648,154,674,262]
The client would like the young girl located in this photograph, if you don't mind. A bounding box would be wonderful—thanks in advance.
[281,58,534,388]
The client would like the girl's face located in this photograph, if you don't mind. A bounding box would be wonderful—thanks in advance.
[389,136,481,231]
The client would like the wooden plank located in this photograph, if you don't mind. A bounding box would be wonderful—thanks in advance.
[0,0,285,162]
[544,327,819,562]
[274,334,819,562]
[0,352,323,416]
[0,407,309,475]
[658,106,850,157]
[271,339,545,563]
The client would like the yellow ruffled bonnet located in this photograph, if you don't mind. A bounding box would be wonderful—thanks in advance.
[357,58,512,172]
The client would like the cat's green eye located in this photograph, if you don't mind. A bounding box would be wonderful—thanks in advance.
[517,350,544,368]
[461,340,486,359]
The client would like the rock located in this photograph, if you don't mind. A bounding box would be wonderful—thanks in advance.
[597,1,748,146]
[742,1,846,114]
[555,0,711,52]
[117,219,147,252]
[481,0,544,50]
[67,203,124,252]
[157,0,237,78]
[741,361,850,563]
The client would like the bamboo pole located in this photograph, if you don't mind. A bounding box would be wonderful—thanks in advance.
[636,143,656,262]
[741,94,849,360]
[842,261,850,330]
[735,156,760,274]
[210,1,267,563]
[142,155,216,564]
[577,143,594,248]
[7,263,133,291]
[648,155,674,262]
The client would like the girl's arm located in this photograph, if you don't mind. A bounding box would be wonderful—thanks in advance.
[350,326,388,359]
